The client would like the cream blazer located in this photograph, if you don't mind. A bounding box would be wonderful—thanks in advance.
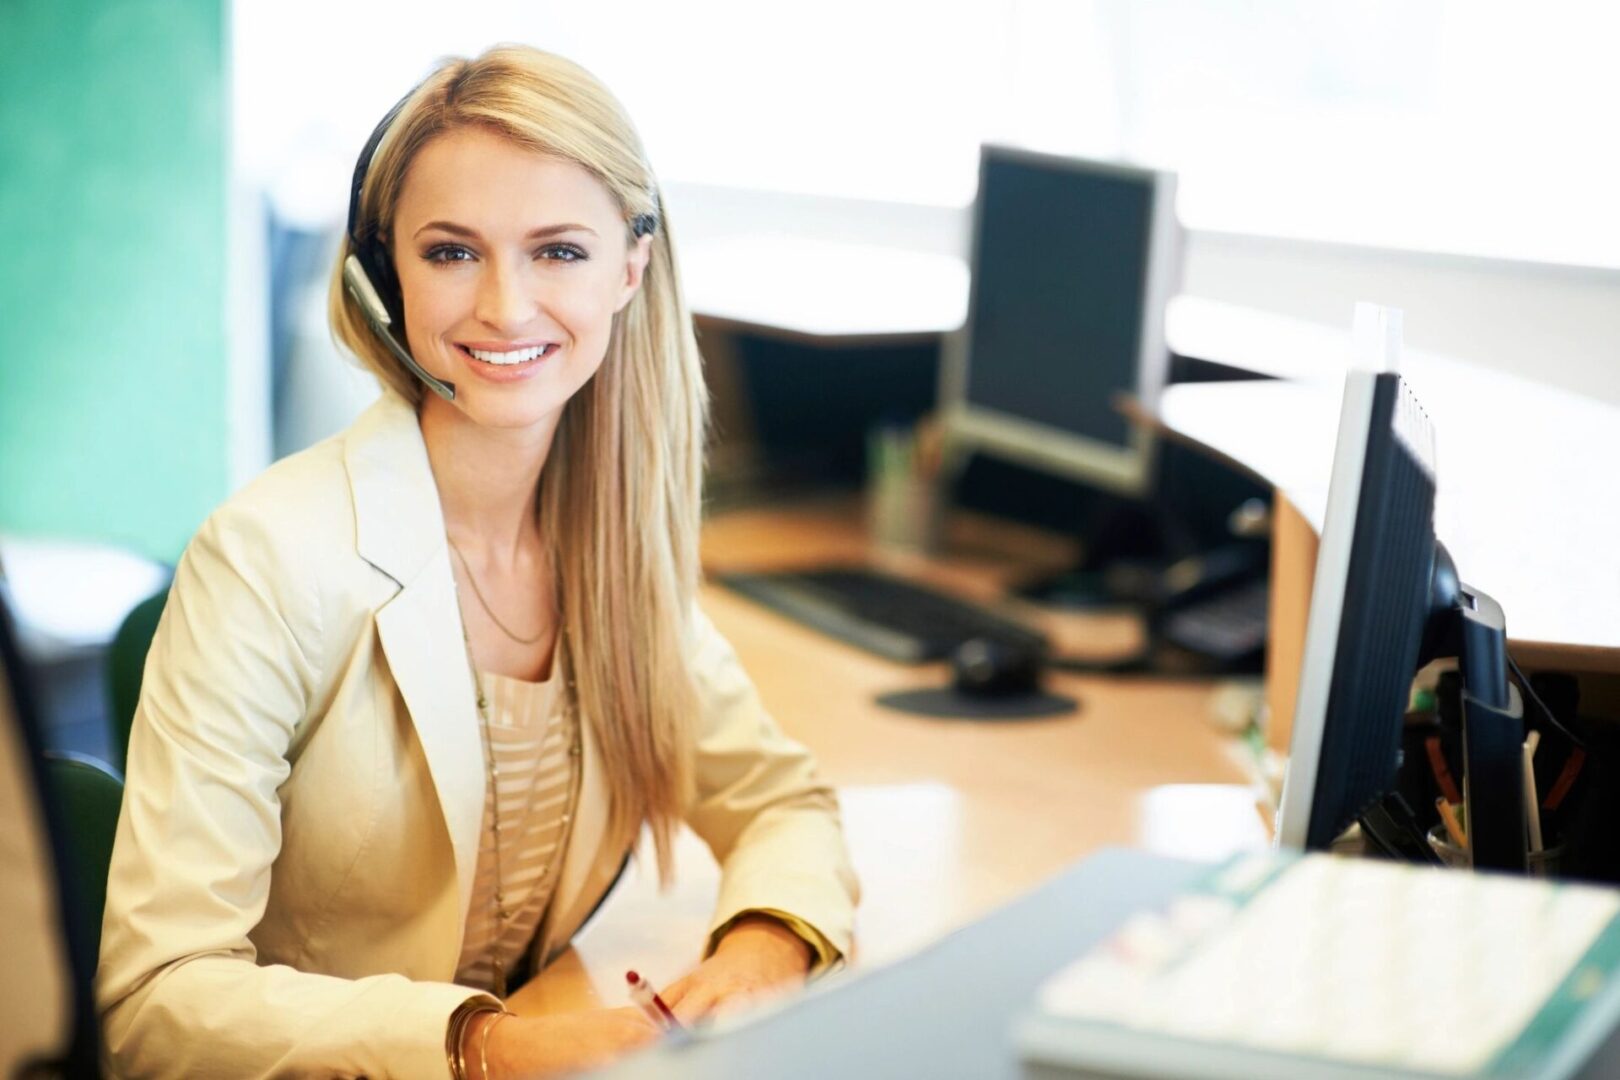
[96,393,858,1079]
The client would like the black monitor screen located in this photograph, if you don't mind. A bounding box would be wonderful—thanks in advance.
[964,151,1157,451]
[1278,369,1440,851]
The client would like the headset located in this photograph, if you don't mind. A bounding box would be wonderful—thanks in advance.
[342,87,663,404]
[343,91,458,401]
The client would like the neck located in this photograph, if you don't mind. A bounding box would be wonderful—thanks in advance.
[418,395,560,559]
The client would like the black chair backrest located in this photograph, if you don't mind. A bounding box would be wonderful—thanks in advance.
[107,586,169,770]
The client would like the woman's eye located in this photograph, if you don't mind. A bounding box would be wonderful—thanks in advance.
[423,244,475,264]
[538,243,588,263]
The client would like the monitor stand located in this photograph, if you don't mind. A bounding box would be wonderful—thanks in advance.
[1450,589,1528,872]
[1019,497,1270,676]
[1402,542,1528,873]
[1015,499,1172,609]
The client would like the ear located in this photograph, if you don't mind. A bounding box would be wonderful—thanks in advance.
[615,233,654,313]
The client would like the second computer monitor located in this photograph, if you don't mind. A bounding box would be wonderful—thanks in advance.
[1275,354,1526,869]
[942,145,1181,497]
[1275,365,1440,852]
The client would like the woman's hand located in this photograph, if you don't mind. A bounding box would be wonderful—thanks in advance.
[471,1007,661,1080]
[659,914,813,1025]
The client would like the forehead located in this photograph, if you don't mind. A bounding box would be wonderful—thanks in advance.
[393,126,621,232]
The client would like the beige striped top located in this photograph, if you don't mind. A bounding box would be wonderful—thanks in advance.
[454,669,579,993]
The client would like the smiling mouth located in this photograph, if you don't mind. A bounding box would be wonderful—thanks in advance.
[459,343,559,366]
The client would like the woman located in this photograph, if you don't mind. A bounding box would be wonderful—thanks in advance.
[96,45,858,1079]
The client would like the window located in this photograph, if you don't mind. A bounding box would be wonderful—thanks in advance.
[234,0,1620,266]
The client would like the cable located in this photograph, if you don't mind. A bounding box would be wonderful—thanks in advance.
[1507,651,1595,756]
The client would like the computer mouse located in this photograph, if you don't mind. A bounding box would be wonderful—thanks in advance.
[950,637,1044,698]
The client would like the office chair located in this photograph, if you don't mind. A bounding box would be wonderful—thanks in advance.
[42,750,125,966]
[106,587,167,770]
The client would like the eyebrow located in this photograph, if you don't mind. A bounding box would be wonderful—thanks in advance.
[413,221,600,241]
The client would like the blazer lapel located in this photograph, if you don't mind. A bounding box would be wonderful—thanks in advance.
[374,569,485,927]
[344,393,486,927]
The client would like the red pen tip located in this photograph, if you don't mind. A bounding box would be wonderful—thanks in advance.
[626,970,640,985]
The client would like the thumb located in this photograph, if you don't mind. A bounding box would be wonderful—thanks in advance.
[670,982,720,1025]
[657,973,696,1009]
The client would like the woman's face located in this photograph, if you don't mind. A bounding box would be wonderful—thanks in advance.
[390,125,651,432]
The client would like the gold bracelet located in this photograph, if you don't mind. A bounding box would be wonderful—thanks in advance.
[446,1002,503,1080]
[479,1010,511,1080]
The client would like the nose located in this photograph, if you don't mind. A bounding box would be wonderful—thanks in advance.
[473,257,536,334]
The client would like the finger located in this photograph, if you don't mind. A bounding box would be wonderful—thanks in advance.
[671,982,721,1026]
[659,974,695,1009]
[709,985,770,1023]
[609,1005,662,1034]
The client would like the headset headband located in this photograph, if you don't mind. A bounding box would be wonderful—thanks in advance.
[347,91,414,249]
[347,89,659,251]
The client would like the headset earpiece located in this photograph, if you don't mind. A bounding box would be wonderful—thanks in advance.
[344,89,457,402]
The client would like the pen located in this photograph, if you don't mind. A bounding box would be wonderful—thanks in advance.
[1425,735,1463,806]
[1436,796,1468,852]
[1544,747,1587,813]
[1523,730,1544,855]
[626,970,683,1031]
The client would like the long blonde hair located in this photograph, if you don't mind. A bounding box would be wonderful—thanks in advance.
[328,45,707,881]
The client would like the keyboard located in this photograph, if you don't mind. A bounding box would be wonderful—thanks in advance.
[1019,852,1620,1079]
[1158,577,1269,663]
[717,567,1047,663]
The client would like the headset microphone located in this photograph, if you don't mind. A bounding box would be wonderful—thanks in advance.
[341,255,454,400]
[344,90,457,402]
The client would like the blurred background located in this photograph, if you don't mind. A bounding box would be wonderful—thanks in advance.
[3,0,1619,755]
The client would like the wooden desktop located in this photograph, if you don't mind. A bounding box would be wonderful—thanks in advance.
[508,499,1269,1018]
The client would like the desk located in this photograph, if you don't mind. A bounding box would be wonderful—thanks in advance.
[508,501,1268,1017]
[575,847,1620,1080]
[591,849,1206,1080]
[682,235,968,344]
[682,234,1324,374]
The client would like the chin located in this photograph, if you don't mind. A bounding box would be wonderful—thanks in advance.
[465,394,567,432]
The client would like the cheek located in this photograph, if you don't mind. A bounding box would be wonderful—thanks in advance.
[397,267,464,345]
[553,268,628,345]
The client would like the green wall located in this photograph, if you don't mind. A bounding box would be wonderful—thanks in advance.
[0,0,228,564]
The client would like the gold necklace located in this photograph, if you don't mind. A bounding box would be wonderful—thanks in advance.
[456,614,582,999]
[450,539,546,645]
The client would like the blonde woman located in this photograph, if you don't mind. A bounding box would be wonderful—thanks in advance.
[97,45,858,1079]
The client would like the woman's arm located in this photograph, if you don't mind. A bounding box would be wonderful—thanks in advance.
[669,606,861,1018]
[95,500,491,1079]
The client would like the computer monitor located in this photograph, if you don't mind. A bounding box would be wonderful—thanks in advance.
[1275,314,1528,871]
[940,145,1182,498]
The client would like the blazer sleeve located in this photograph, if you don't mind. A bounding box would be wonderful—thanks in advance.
[682,605,860,966]
[95,504,492,1079]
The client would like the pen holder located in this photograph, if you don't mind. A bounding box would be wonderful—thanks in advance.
[1425,824,1565,877]
[867,469,944,554]
[866,421,945,554]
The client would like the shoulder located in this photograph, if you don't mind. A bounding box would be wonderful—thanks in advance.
[196,432,355,572]
[196,391,418,569]
[684,601,729,673]
[172,406,410,687]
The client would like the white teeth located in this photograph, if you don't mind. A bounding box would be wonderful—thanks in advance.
[467,345,550,365]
